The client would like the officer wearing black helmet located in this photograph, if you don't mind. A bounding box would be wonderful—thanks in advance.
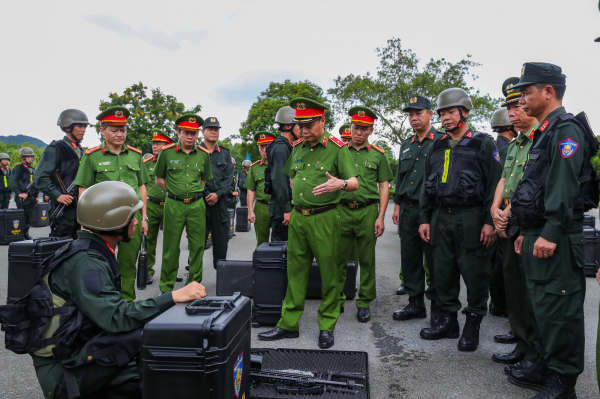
[10,147,40,239]
[0,152,12,209]
[418,88,501,352]
[491,107,518,166]
[35,109,88,239]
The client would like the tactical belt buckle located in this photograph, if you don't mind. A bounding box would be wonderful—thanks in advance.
[349,203,359,209]
[159,202,165,206]
[302,209,312,216]
[183,198,191,204]
[504,199,510,205]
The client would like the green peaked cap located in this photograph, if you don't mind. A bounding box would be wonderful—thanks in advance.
[339,123,350,134]
[254,131,277,142]
[96,106,130,121]
[347,106,377,119]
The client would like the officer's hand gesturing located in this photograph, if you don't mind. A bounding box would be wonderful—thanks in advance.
[480,224,496,247]
[313,172,343,196]
[172,282,207,303]
[533,237,557,259]
[514,236,524,254]
[418,224,430,242]
[57,194,74,206]
[374,217,385,238]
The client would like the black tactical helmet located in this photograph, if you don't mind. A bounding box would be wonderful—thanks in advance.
[19,147,35,158]
[57,109,90,128]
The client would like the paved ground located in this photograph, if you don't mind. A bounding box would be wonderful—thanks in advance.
[0,204,598,398]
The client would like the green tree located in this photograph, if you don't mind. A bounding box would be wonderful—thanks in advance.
[97,82,201,154]
[328,38,502,146]
[373,140,399,182]
[234,80,334,160]
[0,142,44,169]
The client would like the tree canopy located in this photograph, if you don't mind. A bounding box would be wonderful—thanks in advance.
[328,38,502,145]
[0,142,45,168]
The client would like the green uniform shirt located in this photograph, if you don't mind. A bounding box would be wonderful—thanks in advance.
[341,142,393,202]
[154,144,212,197]
[496,135,512,167]
[501,124,538,200]
[143,156,166,200]
[35,136,83,201]
[243,160,271,202]
[394,128,443,204]
[283,132,358,208]
[74,144,149,199]
[200,143,234,199]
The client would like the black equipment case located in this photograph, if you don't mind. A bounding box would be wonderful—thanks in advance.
[30,202,50,228]
[228,208,235,238]
[307,261,357,300]
[7,237,73,302]
[0,209,25,245]
[583,214,596,229]
[217,260,254,297]
[584,228,600,277]
[142,293,252,399]
[236,206,252,232]
[252,241,287,327]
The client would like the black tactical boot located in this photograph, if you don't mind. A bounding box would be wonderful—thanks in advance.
[508,357,550,391]
[458,312,483,351]
[420,310,459,340]
[24,228,32,240]
[393,296,426,321]
[531,371,577,399]
[430,300,443,327]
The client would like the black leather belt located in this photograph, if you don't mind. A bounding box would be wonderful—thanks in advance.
[147,197,165,206]
[256,199,269,205]
[294,204,337,216]
[340,199,379,209]
[166,192,203,204]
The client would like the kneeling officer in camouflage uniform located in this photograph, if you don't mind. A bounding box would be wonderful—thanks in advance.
[0,181,206,399]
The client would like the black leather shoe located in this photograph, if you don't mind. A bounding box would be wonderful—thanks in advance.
[357,307,371,323]
[531,371,577,399]
[508,357,550,391]
[420,310,460,340]
[494,330,517,344]
[176,275,183,282]
[458,312,483,351]
[505,359,537,376]
[258,327,299,341]
[430,300,443,327]
[396,284,407,295]
[492,349,526,365]
[24,229,32,240]
[318,330,334,349]
[489,301,508,317]
[393,296,426,321]
[146,275,153,285]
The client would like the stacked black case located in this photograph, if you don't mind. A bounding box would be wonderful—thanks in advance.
[584,228,600,277]
[142,293,252,399]
[228,208,235,238]
[252,241,288,327]
[583,214,596,229]
[0,209,25,245]
[216,260,254,297]
[30,202,50,227]
[307,261,357,300]
[7,237,72,302]
[235,206,251,232]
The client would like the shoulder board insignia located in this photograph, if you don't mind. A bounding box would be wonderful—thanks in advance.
[250,160,261,166]
[292,138,304,146]
[161,143,176,151]
[330,136,345,147]
[84,146,101,155]
[371,144,386,154]
[143,157,153,163]
[197,145,210,154]
[126,145,142,154]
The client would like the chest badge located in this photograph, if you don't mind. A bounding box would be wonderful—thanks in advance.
[559,138,579,158]
[493,150,501,163]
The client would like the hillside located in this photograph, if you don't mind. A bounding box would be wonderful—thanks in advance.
[0,135,46,148]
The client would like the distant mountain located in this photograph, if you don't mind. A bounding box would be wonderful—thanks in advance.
[0,135,46,148]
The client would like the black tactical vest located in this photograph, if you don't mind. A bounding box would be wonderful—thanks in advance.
[511,112,599,222]
[264,135,293,199]
[424,131,491,208]
[16,164,39,197]
[48,140,82,191]
[0,167,11,192]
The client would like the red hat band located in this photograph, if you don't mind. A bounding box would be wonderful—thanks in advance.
[101,111,127,126]
[178,121,200,131]
[295,107,325,120]
[341,128,352,138]
[351,112,374,126]
[152,134,172,144]
[257,136,274,145]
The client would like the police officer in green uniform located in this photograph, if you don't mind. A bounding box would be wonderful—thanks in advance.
[238,160,251,206]
[418,88,501,352]
[339,123,352,144]
[245,132,274,247]
[508,63,595,398]
[490,77,542,372]
[392,95,444,324]
[0,153,12,209]
[337,107,393,323]
[26,181,206,399]
[264,106,300,242]
[200,117,234,269]
[35,109,88,239]
[74,106,149,302]
[10,147,40,239]
[258,97,358,348]
[155,115,212,293]
[142,129,173,285]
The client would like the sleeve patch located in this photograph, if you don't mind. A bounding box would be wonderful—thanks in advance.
[126,145,142,154]
[43,149,55,162]
[82,269,104,296]
[493,150,501,163]
[84,146,100,155]
[559,138,579,158]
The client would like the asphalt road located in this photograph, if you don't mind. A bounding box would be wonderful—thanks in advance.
[0,204,599,398]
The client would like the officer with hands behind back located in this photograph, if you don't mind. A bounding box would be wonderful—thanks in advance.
[10,147,40,240]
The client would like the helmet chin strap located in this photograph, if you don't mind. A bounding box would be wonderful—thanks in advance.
[444,108,468,133]
[280,123,298,140]
[90,218,133,244]
[64,126,83,145]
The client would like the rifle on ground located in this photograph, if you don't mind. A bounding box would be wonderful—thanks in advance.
[19,181,36,205]
[50,181,77,220]
[251,368,364,395]
[136,234,148,290]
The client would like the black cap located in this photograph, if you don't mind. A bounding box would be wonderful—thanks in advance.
[512,62,566,89]
[202,117,221,129]
[402,95,431,112]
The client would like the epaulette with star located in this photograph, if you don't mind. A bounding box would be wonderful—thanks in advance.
[160,143,176,151]
[329,136,345,148]
[371,144,386,154]
[250,159,261,166]
[126,145,142,154]
[197,145,210,154]
[143,157,154,163]
[292,138,304,146]
[84,146,101,155]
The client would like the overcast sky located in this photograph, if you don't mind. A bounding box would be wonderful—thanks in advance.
[1,0,599,155]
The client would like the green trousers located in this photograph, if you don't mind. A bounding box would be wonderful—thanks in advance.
[205,200,229,269]
[399,198,435,300]
[500,235,540,360]
[253,201,271,247]
[278,208,342,332]
[430,206,490,316]
[160,197,206,292]
[16,197,36,230]
[521,226,586,377]
[338,204,378,308]
[49,204,79,240]
[146,201,164,277]
[33,356,140,399]
[116,213,141,302]
[0,192,10,209]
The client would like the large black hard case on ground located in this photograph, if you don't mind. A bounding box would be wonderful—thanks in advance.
[252,241,287,327]
[142,293,252,399]
[584,228,600,277]
[0,209,25,245]
[228,208,235,238]
[7,237,72,302]
[236,206,252,232]
[217,260,254,297]
[30,202,50,227]
[583,214,596,229]
[306,261,357,300]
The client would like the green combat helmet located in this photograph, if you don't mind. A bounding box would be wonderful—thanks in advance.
[490,108,517,136]
[19,147,35,158]
[435,88,473,112]
[57,109,90,128]
[0,153,9,160]
[275,106,296,125]
[242,160,252,168]
[77,181,143,243]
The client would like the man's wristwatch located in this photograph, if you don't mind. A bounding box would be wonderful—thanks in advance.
[342,180,348,191]
[142,217,149,222]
